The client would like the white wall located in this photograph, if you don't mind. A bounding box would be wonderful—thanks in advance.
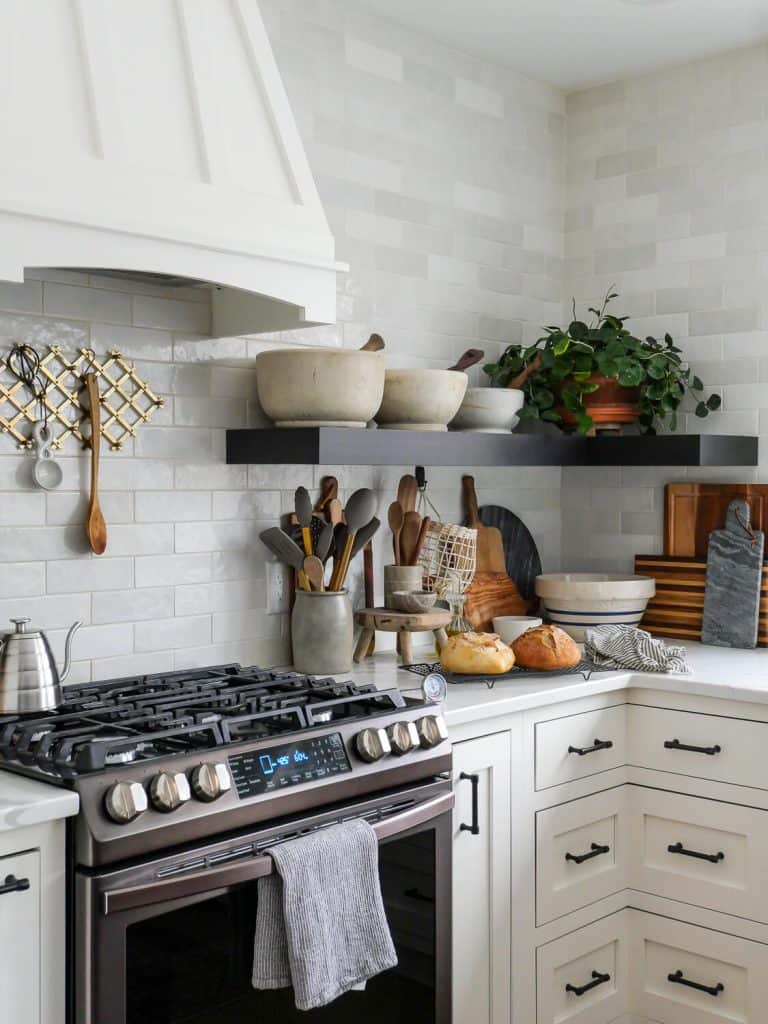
[0,1,565,682]
[562,44,768,572]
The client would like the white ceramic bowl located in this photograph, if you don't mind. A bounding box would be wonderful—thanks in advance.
[374,369,468,431]
[255,348,385,428]
[452,387,525,433]
[492,615,543,645]
[535,573,656,642]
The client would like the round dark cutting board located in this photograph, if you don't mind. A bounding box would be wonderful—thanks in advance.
[462,504,542,602]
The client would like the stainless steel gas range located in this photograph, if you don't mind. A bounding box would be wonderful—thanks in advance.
[0,664,453,1024]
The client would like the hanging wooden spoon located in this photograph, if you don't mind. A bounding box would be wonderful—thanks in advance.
[388,501,405,565]
[84,373,107,555]
[314,476,338,518]
[397,474,418,515]
[447,348,485,372]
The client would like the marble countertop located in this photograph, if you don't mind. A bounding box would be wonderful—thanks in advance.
[343,641,768,727]
[0,772,78,833]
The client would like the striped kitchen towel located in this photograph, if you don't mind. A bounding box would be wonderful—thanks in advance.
[584,624,691,674]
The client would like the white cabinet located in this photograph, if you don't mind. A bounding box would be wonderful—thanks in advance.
[0,848,41,1024]
[452,731,511,1024]
[535,705,627,790]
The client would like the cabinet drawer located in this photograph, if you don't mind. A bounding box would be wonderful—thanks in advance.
[628,786,768,926]
[0,848,40,1024]
[536,787,628,925]
[537,909,630,1023]
[629,910,768,1023]
[628,704,768,790]
[536,705,627,790]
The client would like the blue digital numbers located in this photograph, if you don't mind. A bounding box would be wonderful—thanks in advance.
[294,750,309,763]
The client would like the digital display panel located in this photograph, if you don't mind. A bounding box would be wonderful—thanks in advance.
[228,732,351,799]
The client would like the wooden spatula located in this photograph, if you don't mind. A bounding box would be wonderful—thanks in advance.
[463,475,505,573]
[303,555,325,592]
[400,510,422,567]
[84,373,107,555]
[397,474,418,515]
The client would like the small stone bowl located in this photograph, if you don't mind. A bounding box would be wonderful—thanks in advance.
[391,590,438,613]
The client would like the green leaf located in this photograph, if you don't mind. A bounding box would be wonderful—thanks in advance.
[695,401,709,418]
[552,335,571,357]
[707,393,722,411]
[575,412,594,435]
[568,320,589,340]
[517,404,539,420]
[646,357,667,380]
[691,375,704,391]
[579,380,600,393]
[616,359,644,387]
[541,409,562,422]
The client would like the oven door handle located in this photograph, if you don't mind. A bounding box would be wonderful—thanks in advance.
[102,791,454,916]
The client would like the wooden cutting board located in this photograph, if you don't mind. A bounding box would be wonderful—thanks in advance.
[462,495,542,602]
[665,483,768,557]
[635,554,768,647]
[464,572,528,632]
[463,475,506,573]
[702,500,765,648]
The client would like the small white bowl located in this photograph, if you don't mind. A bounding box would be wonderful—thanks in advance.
[535,573,656,642]
[492,615,543,645]
[451,387,525,433]
[375,369,468,431]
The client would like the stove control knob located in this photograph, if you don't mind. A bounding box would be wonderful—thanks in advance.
[149,771,191,813]
[190,762,231,803]
[104,781,148,824]
[416,714,448,749]
[387,721,420,756]
[355,727,391,763]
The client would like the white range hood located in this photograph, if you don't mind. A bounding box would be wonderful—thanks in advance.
[0,0,343,335]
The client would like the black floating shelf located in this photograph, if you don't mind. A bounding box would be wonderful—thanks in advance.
[226,428,758,468]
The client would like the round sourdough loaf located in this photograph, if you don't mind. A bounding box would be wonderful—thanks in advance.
[439,632,515,675]
[512,624,580,671]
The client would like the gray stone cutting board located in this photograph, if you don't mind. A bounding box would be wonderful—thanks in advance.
[702,498,764,649]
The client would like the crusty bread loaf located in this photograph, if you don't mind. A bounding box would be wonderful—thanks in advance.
[512,624,580,670]
[439,631,515,675]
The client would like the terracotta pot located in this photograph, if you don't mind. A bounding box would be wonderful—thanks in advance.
[556,374,640,433]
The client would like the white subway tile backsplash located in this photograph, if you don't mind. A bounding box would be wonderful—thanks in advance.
[43,283,132,324]
[92,587,173,624]
[0,593,91,630]
[135,492,212,523]
[134,553,211,588]
[135,615,212,653]
[47,557,133,594]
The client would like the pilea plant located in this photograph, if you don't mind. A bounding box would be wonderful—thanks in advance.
[483,290,721,435]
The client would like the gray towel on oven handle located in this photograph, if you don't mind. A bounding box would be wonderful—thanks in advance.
[252,818,398,1010]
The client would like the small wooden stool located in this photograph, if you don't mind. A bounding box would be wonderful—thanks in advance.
[354,607,451,665]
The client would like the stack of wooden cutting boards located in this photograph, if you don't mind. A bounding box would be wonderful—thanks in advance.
[636,483,768,647]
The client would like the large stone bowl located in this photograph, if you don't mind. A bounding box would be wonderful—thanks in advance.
[535,573,656,642]
[255,348,385,428]
[374,369,468,431]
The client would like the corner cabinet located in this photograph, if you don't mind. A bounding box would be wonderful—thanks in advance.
[451,732,511,1024]
[450,687,768,1024]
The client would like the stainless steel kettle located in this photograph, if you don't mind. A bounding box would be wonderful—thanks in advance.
[0,618,82,713]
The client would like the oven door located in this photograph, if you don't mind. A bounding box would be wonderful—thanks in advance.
[76,780,452,1024]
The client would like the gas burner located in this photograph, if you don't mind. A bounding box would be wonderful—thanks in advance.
[0,664,416,780]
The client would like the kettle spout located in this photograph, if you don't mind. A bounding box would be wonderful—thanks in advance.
[60,621,83,683]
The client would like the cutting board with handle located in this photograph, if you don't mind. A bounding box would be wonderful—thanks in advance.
[635,553,768,647]
[702,499,765,649]
[462,475,542,601]
[461,475,528,629]
[665,483,768,557]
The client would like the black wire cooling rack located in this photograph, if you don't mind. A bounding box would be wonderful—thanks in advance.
[403,660,617,690]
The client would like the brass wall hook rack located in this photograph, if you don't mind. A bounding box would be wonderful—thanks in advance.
[0,346,164,451]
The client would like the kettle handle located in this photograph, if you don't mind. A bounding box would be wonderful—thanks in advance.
[60,621,83,683]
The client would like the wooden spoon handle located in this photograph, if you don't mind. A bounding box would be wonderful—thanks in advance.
[360,333,385,352]
[462,475,481,528]
[509,351,542,389]
[409,516,431,566]
[314,476,338,515]
[447,348,485,372]
[330,533,355,591]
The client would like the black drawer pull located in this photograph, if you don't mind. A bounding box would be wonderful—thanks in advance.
[668,969,724,997]
[668,841,724,865]
[568,738,613,756]
[0,874,30,896]
[565,970,611,997]
[664,738,721,756]
[565,842,610,865]
[459,772,480,836]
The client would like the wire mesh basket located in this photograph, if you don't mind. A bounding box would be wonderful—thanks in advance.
[418,522,477,595]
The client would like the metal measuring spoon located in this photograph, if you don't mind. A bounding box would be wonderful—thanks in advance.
[31,423,63,490]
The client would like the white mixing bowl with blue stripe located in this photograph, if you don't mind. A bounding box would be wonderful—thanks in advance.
[535,573,656,642]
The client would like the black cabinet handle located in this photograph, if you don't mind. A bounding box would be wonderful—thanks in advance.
[664,738,721,756]
[459,772,480,836]
[565,970,611,997]
[568,738,613,756]
[0,874,30,896]
[667,841,724,865]
[668,969,724,997]
[565,842,610,865]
